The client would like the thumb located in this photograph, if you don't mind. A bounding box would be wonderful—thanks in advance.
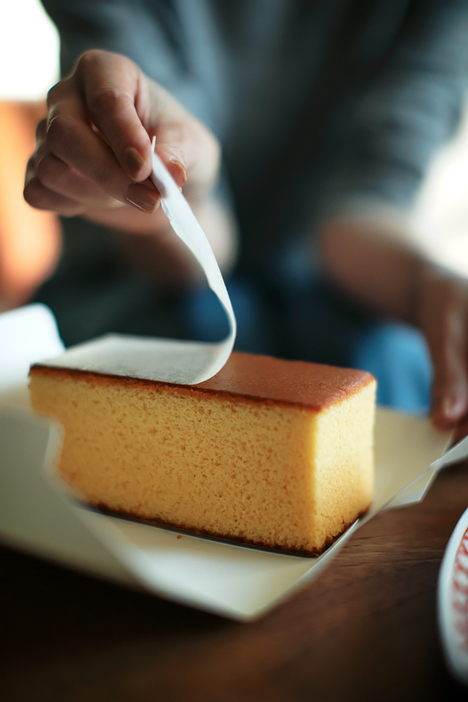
[151,107,220,200]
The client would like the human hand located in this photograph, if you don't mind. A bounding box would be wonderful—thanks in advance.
[319,217,468,436]
[23,49,221,234]
[416,264,468,436]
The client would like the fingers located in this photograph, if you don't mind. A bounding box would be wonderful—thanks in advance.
[73,51,216,196]
[24,134,88,217]
[417,266,468,429]
[431,330,468,429]
[25,114,127,215]
[156,143,187,189]
[25,49,221,226]
[35,153,122,209]
[126,182,162,213]
[25,51,161,215]
[77,51,153,182]
[155,125,219,199]
[46,69,148,203]
[24,162,86,216]
[149,85,220,198]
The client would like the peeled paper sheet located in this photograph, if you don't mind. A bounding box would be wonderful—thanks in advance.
[36,146,236,386]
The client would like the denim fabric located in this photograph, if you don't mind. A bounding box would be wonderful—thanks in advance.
[182,275,431,414]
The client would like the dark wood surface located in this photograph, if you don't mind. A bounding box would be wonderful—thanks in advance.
[2,463,468,701]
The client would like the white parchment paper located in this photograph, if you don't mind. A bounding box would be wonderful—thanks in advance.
[36,149,235,385]
[0,304,460,621]
[0,154,462,620]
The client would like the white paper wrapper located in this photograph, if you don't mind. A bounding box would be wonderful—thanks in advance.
[33,150,236,386]
[1,303,463,620]
[0,156,464,620]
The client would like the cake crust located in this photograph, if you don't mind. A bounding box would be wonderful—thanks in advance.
[30,350,374,411]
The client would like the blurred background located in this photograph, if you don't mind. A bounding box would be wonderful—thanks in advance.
[0,0,59,101]
[1,0,468,313]
[0,0,60,313]
[411,105,468,277]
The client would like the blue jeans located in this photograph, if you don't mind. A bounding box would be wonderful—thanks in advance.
[36,249,431,414]
[182,275,432,414]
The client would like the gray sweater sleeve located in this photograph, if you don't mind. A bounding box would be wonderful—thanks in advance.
[322,0,468,218]
[41,0,468,223]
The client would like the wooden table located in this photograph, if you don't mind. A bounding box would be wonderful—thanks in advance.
[1,462,468,702]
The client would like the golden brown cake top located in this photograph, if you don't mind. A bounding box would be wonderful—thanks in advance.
[195,352,374,408]
[30,350,374,411]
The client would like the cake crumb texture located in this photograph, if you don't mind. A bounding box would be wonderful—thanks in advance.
[29,353,375,555]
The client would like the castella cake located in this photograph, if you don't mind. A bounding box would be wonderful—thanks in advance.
[29,350,376,555]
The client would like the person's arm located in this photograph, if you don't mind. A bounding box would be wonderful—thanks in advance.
[28,0,237,285]
[319,217,468,430]
[317,0,468,430]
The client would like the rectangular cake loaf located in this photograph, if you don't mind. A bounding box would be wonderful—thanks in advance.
[29,351,376,555]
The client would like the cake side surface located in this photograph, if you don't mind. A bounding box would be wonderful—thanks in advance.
[29,371,323,552]
[29,350,376,556]
[311,381,375,546]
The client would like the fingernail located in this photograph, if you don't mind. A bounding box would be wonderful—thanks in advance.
[168,157,187,187]
[123,147,146,178]
[126,183,159,213]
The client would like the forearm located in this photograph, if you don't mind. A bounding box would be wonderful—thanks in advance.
[24,49,227,292]
[319,215,468,430]
[319,217,423,323]
[100,194,238,287]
